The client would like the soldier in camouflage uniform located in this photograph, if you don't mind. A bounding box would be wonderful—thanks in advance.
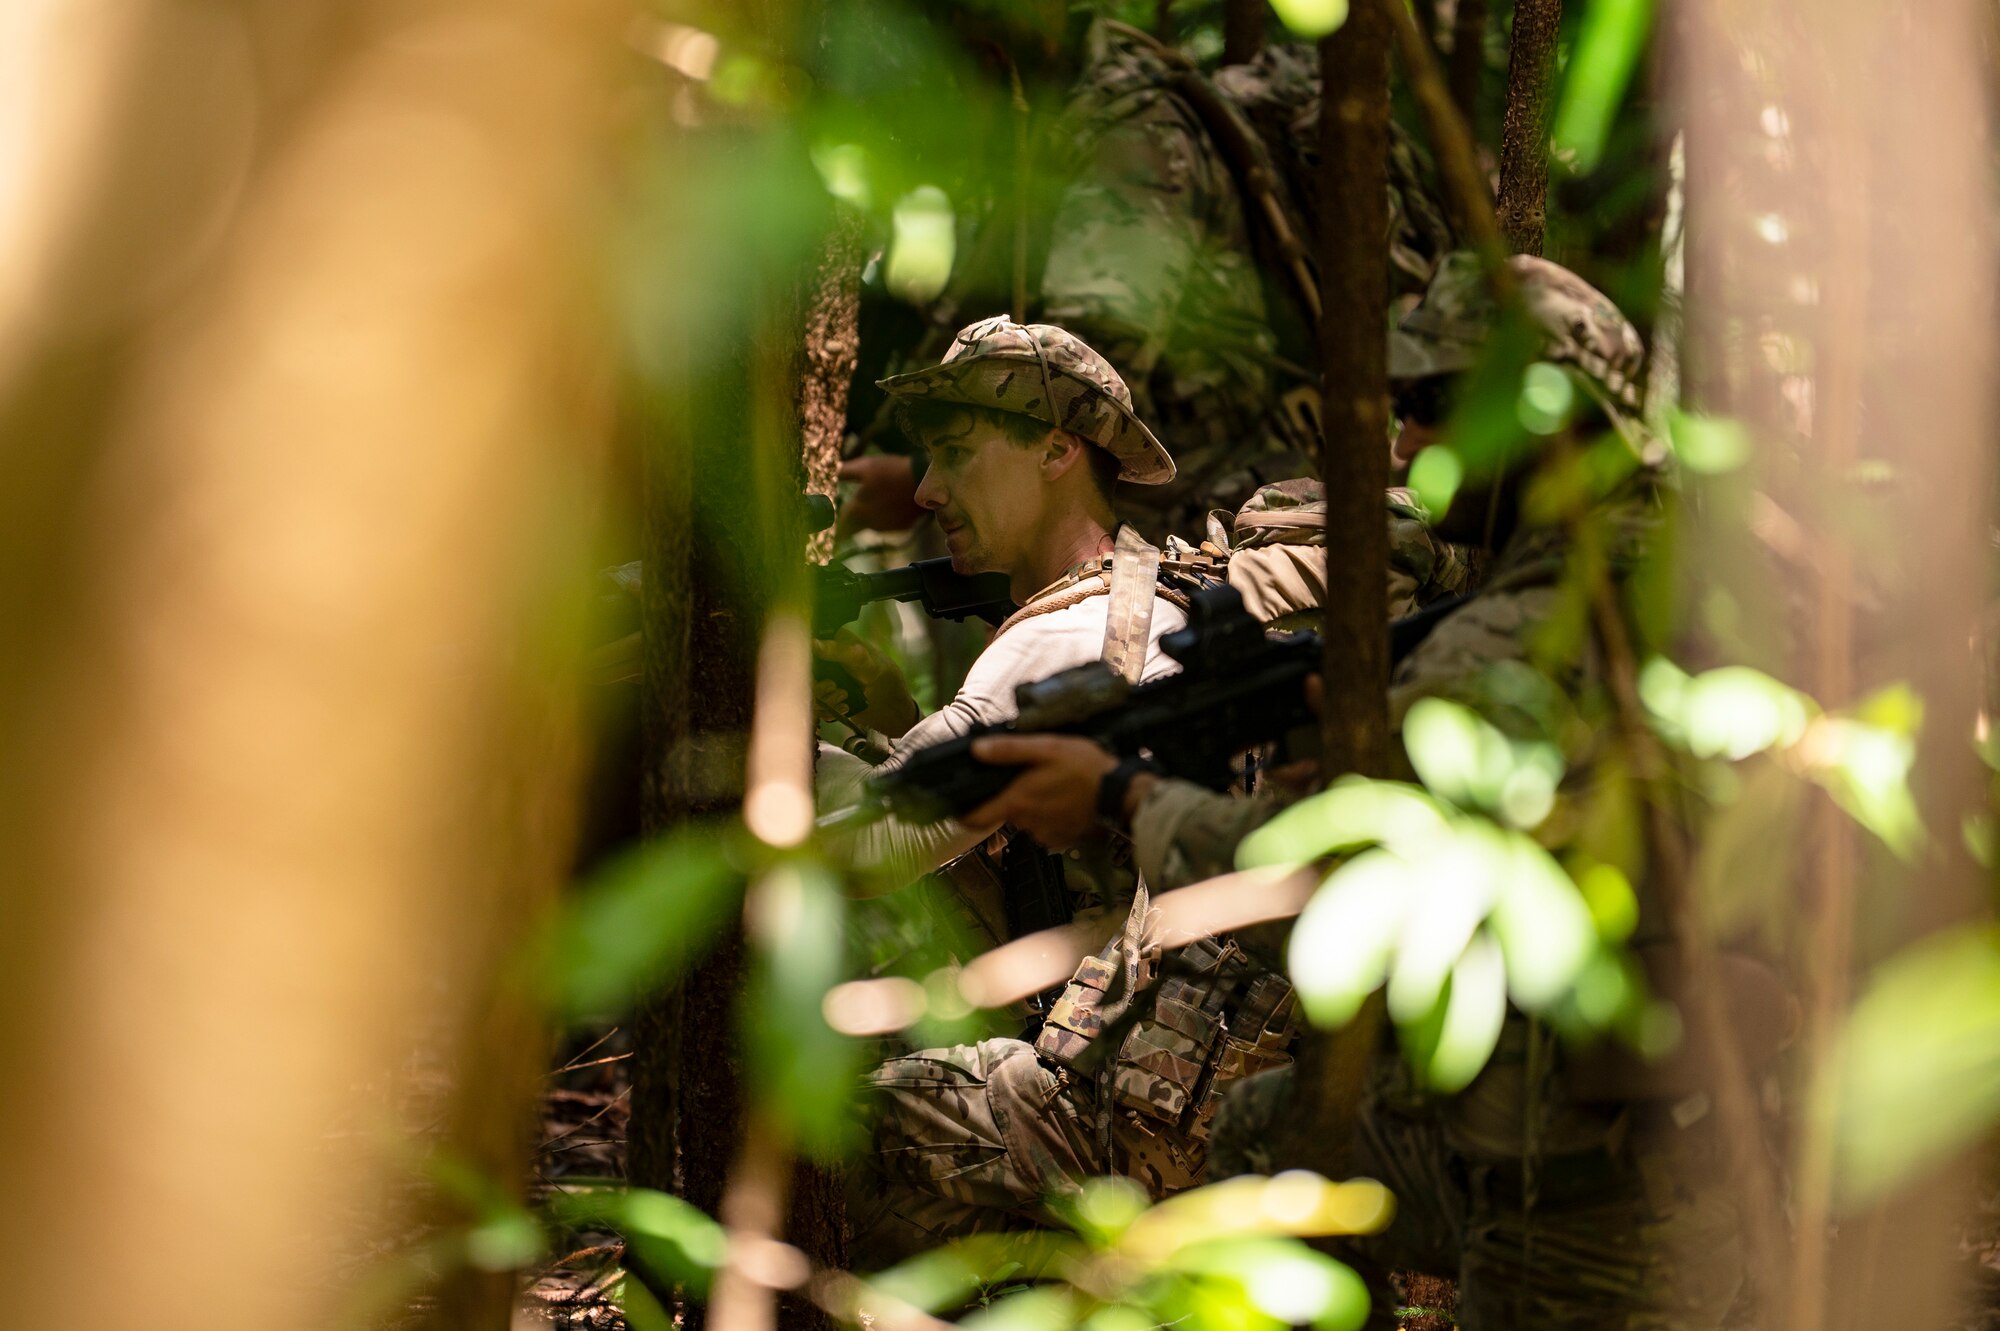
[940,255,1762,1327]
[841,20,1457,544]
[1207,256,1753,1330]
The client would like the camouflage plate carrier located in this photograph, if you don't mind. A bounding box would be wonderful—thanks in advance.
[1032,889,1298,1197]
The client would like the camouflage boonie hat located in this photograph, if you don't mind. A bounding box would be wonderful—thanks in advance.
[877,315,1176,485]
[1389,252,1647,413]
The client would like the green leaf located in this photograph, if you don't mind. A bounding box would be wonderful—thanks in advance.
[549,1188,727,1294]
[885,185,955,304]
[867,1234,1079,1308]
[1486,834,1596,1009]
[1803,717,1925,859]
[1693,757,1807,942]
[1424,933,1508,1093]
[1551,0,1656,175]
[1669,411,1753,474]
[1820,927,2000,1206]
[1172,1238,1371,1331]
[1402,697,1563,828]
[743,859,863,1157]
[1287,850,1415,1027]
[1406,444,1462,516]
[957,1286,1080,1331]
[1384,830,1501,1024]
[1238,778,1448,869]
[541,827,740,1020]
[1268,0,1350,40]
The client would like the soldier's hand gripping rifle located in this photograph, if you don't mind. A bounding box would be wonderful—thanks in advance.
[850,585,1320,827]
[840,582,1471,826]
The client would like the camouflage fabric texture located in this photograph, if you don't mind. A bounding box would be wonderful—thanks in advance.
[1388,252,1648,414]
[1219,478,1482,630]
[878,315,1175,484]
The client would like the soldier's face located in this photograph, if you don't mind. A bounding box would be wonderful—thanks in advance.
[911,420,1056,577]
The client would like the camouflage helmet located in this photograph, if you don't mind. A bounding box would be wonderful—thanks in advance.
[877,315,1176,485]
[1388,252,1647,413]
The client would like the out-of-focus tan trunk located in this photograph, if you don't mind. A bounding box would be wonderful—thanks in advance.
[0,2,617,1329]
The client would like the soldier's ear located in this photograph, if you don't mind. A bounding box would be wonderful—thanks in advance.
[1040,429,1086,479]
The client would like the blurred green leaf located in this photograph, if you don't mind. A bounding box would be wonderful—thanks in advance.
[1406,444,1462,516]
[1572,859,1639,942]
[1269,0,1350,39]
[1669,411,1752,474]
[1516,362,1576,435]
[548,1188,727,1294]
[1642,659,1813,761]
[885,185,956,304]
[1802,717,1924,859]
[1423,934,1508,1093]
[1287,850,1413,1027]
[541,827,740,1021]
[1551,0,1656,175]
[1487,834,1597,1009]
[868,1233,1079,1309]
[1402,698,1564,828]
[1172,1238,1370,1331]
[1238,778,1449,869]
[957,1286,1081,1331]
[1694,757,1807,941]
[1821,926,2000,1206]
[744,859,862,1156]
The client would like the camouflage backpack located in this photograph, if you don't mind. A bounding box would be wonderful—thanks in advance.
[1213,478,1480,631]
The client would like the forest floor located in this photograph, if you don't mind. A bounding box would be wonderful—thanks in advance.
[507,1028,1466,1329]
[510,1038,2000,1331]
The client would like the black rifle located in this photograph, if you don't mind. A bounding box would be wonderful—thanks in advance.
[854,585,1467,826]
[812,558,1015,639]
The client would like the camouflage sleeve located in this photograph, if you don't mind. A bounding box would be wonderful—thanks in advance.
[1130,778,1285,891]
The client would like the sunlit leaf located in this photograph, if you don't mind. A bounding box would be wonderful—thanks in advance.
[1238,778,1448,868]
[540,827,740,1020]
[1486,835,1596,1009]
[1516,361,1576,435]
[1269,0,1350,40]
[868,1233,1080,1309]
[744,859,862,1156]
[1669,411,1752,474]
[1572,859,1639,943]
[1551,0,1656,175]
[885,185,955,304]
[1821,926,2000,1206]
[957,1286,1080,1331]
[1172,1238,1371,1331]
[1287,850,1414,1027]
[1385,831,1500,1024]
[1423,933,1508,1093]
[1802,717,1924,859]
[1402,697,1563,828]
[1407,444,1462,516]
[1120,1173,1395,1253]
[1061,1177,1151,1245]
[549,1188,727,1294]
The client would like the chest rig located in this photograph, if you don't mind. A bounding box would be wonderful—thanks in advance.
[1033,888,1299,1197]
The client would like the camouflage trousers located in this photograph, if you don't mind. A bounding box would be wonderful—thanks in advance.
[848,1038,1105,1268]
[1209,1059,1752,1331]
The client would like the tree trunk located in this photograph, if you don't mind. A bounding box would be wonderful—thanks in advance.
[1495,0,1563,255]
[0,4,616,1331]
[1446,0,1487,131]
[1223,0,1266,65]
[1276,0,1394,1193]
